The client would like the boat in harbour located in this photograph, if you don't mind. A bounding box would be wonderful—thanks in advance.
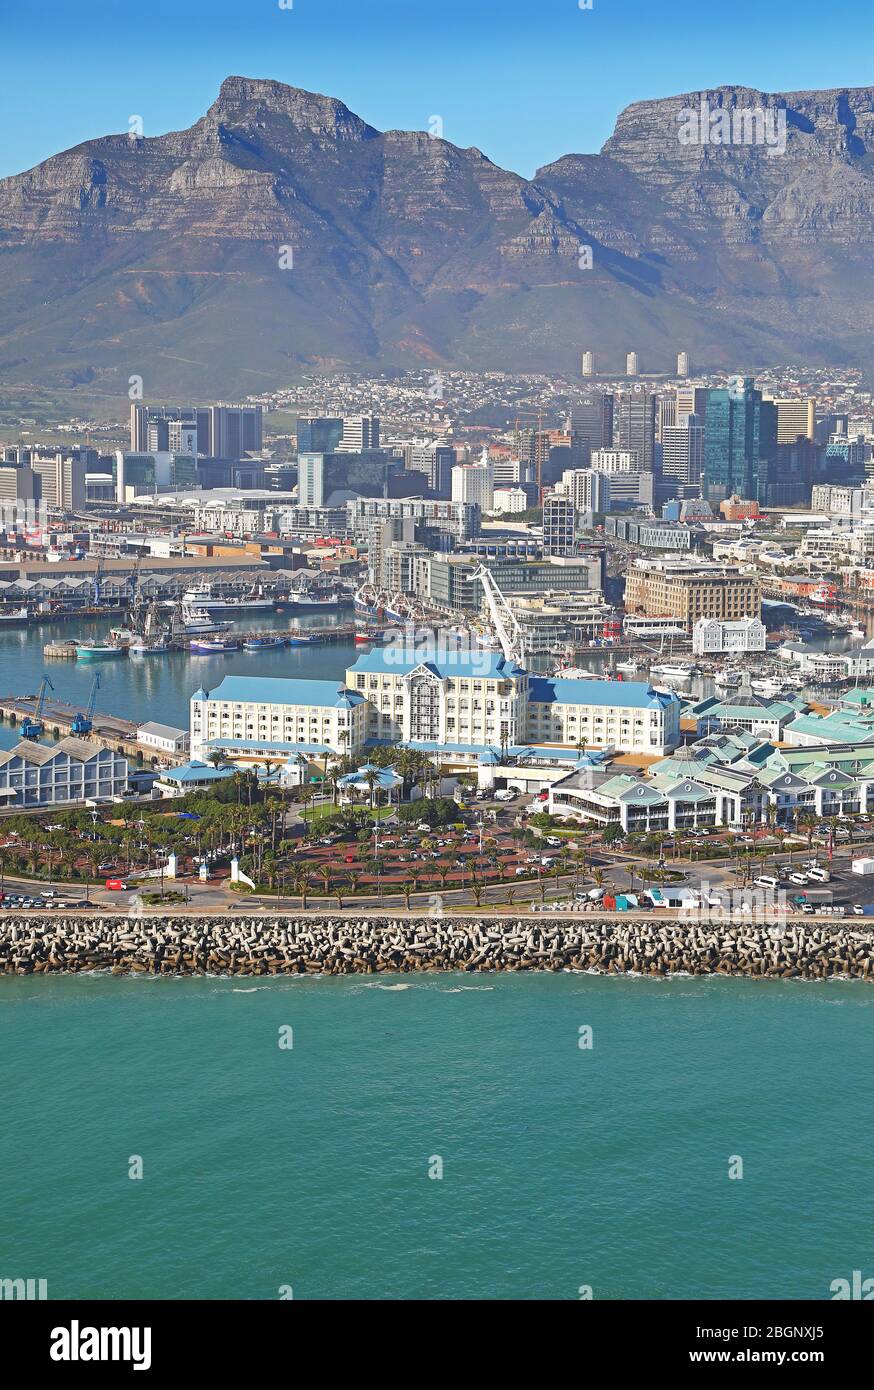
[129,636,171,656]
[616,658,640,674]
[650,661,697,681]
[243,637,286,651]
[189,638,239,654]
[182,583,274,613]
[176,601,234,636]
[0,606,34,624]
[288,633,322,646]
[77,641,126,661]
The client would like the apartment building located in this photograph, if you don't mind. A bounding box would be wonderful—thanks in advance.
[190,676,369,762]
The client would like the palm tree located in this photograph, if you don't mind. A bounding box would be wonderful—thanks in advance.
[293,866,312,910]
[317,864,332,900]
[362,768,382,810]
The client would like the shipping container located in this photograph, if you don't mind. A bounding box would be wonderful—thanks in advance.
[852,858,874,875]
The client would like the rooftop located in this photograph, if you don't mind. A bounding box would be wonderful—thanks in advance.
[194,676,365,709]
[529,676,679,710]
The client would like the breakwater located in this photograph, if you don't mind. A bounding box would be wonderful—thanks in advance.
[2,915,874,979]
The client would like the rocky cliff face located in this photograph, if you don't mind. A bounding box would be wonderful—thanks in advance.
[2,77,874,397]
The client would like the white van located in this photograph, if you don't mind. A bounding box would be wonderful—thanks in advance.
[755,875,779,889]
[807,867,831,882]
[790,872,809,885]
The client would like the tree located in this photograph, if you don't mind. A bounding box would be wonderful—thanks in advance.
[362,768,382,809]
[293,866,312,910]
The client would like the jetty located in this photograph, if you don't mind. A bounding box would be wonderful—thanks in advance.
[0,694,188,764]
[2,914,873,980]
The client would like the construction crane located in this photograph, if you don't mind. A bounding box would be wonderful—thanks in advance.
[21,675,55,740]
[71,673,100,737]
[91,556,104,607]
[473,566,525,666]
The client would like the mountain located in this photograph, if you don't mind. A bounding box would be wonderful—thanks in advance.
[2,76,874,399]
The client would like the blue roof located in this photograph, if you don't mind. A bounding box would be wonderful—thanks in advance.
[528,677,678,710]
[338,764,401,790]
[195,676,365,709]
[161,760,236,784]
[206,739,335,755]
[348,648,526,679]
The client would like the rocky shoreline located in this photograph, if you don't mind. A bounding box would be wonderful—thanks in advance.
[2,915,874,979]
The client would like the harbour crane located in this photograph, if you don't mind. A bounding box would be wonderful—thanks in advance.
[71,672,100,737]
[472,566,525,666]
[21,674,55,740]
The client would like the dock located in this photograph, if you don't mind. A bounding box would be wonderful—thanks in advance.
[0,695,188,765]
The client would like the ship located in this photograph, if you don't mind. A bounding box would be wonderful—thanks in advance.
[182,583,274,613]
[244,636,286,651]
[189,638,239,654]
[0,606,34,625]
[77,641,126,661]
[175,601,234,636]
[287,632,322,646]
[129,635,171,656]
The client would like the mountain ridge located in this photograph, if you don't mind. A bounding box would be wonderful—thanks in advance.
[1,76,874,399]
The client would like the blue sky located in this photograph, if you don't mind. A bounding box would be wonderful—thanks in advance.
[2,0,872,179]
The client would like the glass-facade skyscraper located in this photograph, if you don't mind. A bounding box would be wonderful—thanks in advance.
[702,379,776,503]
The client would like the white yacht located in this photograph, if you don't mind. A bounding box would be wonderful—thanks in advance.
[650,661,697,681]
[178,601,233,635]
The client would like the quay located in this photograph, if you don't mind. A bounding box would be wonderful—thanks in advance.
[0,693,188,764]
[2,914,873,979]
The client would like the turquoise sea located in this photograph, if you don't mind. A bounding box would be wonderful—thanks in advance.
[2,971,873,1300]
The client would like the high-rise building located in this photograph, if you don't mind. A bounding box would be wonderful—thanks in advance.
[406,442,456,497]
[582,351,595,378]
[661,418,705,488]
[675,386,710,424]
[297,453,325,507]
[626,352,639,377]
[209,405,263,458]
[613,391,656,473]
[657,396,677,441]
[571,394,613,466]
[763,396,816,444]
[702,380,776,504]
[542,495,576,556]
[130,403,260,457]
[296,417,343,453]
[677,352,690,377]
[167,421,197,456]
[560,468,610,514]
[338,416,380,452]
[451,461,493,512]
[589,449,641,474]
[31,452,86,511]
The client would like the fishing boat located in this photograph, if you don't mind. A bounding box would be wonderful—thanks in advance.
[0,606,33,624]
[76,641,126,661]
[189,638,239,654]
[287,633,322,646]
[714,668,743,690]
[182,583,273,613]
[354,628,388,644]
[177,601,233,636]
[129,636,171,656]
[243,636,286,651]
[288,590,342,611]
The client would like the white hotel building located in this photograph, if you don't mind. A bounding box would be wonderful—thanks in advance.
[190,651,681,769]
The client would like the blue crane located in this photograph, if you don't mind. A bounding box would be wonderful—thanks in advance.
[71,672,100,737]
[21,675,55,740]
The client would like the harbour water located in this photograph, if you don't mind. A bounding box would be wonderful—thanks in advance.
[0,609,358,751]
[1,971,872,1300]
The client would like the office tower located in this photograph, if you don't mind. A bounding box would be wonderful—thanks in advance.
[451,460,494,511]
[702,379,776,504]
[492,457,525,487]
[763,396,816,444]
[0,463,38,504]
[407,442,456,497]
[677,352,690,377]
[675,386,710,423]
[582,351,595,378]
[589,448,640,474]
[614,390,656,473]
[661,417,705,488]
[296,417,343,453]
[130,403,149,453]
[542,495,576,556]
[815,413,848,446]
[167,421,197,455]
[571,393,613,465]
[30,453,86,511]
[338,416,380,452]
[297,453,325,507]
[657,396,677,441]
[626,352,639,377]
[209,405,263,457]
